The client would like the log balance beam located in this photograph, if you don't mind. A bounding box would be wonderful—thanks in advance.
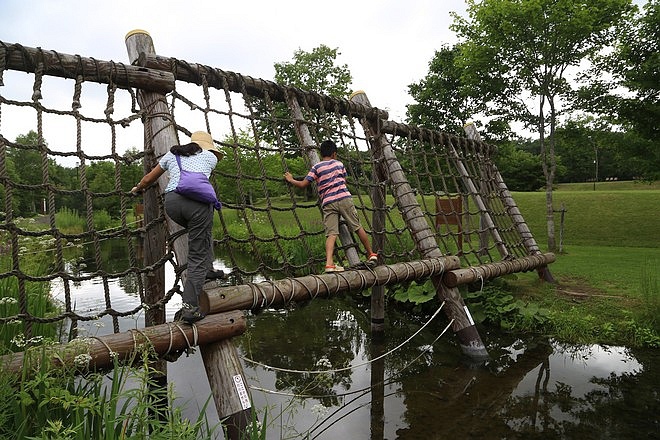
[0,310,245,375]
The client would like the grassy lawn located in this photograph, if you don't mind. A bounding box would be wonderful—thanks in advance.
[500,181,660,347]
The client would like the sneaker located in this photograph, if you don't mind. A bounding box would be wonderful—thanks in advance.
[206,269,228,280]
[368,253,378,262]
[178,304,205,324]
[325,265,344,273]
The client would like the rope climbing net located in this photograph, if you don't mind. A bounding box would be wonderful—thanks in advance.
[0,40,548,342]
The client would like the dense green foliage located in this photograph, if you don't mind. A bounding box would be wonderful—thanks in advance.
[1,131,143,221]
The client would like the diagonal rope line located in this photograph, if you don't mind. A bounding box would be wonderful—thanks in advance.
[241,302,446,375]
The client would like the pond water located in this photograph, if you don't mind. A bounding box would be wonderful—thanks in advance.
[50,249,659,439]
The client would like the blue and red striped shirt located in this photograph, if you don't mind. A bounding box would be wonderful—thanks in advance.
[305,159,351,206]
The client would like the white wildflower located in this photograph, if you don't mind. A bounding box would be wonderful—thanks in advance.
[74,353,92,368]
[28,336,44,345]
[311,404,328,417]
[315,356,332,370]
[10,334,26,348]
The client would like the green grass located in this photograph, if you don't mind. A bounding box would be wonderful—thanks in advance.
[495,181,660,347]
[512,189,660,248]
[554,180,660,191]
[548,245,658,297]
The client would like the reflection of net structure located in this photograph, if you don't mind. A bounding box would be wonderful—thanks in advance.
[0,40,550,338]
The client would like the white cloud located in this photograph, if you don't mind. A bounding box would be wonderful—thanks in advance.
[2,0,466,116]
[1,0,469,164]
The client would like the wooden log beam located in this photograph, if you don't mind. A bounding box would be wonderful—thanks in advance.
[0,311,246,375]
[463,122,557,283]
[0,40,174,93]
[378,119,497,157]
[201,257,460,314]
[443,253,556,287]
[134,53,388,120]
[350,91,489,360]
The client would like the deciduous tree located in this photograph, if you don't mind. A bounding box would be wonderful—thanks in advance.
[451,0,634,250]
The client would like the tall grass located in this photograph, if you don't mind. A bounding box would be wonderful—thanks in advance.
[55,207,84,234]
[0,232,61,351]
[0,347,221,439]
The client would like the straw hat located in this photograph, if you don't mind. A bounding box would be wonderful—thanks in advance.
[191,131,223,161]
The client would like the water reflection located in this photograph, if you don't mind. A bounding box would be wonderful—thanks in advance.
[50,253,658,439]
[234,300,658,439]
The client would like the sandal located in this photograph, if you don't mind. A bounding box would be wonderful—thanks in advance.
[325,264,344,273]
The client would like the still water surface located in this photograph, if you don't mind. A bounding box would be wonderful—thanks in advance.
[50,250,659,439]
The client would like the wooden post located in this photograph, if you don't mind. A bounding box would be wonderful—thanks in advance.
[201,340,252,439]
[369,335,386,440]
[125,29,170,418]
[559,203,565,253]
[370,131,387,335]
[350,91,488,360]
[463,122,555,283]
[125,30,253,437]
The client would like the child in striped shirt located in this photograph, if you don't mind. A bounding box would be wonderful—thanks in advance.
[284,140,378,273]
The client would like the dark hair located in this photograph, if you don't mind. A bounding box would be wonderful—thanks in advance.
[319,140,337,158]
[170,142,202,156]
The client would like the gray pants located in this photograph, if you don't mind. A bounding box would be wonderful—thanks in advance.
[165,192,214,307]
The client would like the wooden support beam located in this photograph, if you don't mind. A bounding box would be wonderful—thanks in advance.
[0,311,246,375]
[201,257,460,314]
[443,253,556,287]
[133,53,388,120]
[1,40,174,92]
[350,91,489,360]
[125,30,253,438]
[201,340,252,439]
[463,122,556,283]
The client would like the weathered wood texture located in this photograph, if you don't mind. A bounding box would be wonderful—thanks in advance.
[463,122,556,283]
[378,119,496,156]
[0,41,174,92]
[0,311,246,374]
[126,31,253,434]
[134,53,388,120]
[201,257,461,314]
[125,30,189,291]
[443,253,556,287]
[370,130,388,334]
[125,30,176,380]
[201,340,252,440]
[350,91,489,360]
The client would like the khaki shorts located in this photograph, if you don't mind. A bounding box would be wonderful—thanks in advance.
[322,197,361,236]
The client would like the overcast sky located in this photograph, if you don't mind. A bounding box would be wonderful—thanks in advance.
[1,0,468,122]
